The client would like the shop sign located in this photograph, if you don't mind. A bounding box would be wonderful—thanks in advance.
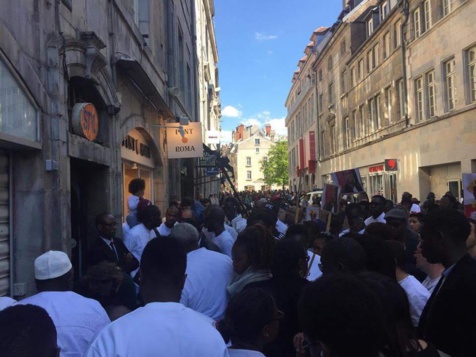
[384,159,398,171]
[206,167,219,176]
[72,103,98,141]
[0,57,39,143]
[205,130,220,145]
[199,150,217,167]
[121,128,155,168]
[166,122,203,159]
[369,164,384,173]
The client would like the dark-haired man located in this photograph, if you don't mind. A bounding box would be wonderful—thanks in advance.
[86,238,228,356]
[157,205,180,236]
[204,205,234,257]
[364,195,386,226]
[223,197,247,234]
[418,208,476,356]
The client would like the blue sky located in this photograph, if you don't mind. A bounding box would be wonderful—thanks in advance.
[214,0,343,142]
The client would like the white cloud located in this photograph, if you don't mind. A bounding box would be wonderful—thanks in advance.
[267,118,287,137]
[255,32,278,41]
[238,111,288,138]
[221,105,242,118]
[241,118,262,127]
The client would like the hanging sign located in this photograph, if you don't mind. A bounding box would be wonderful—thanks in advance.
[206,130,220,145]
[72,103,98,141]
[166,122,203,159]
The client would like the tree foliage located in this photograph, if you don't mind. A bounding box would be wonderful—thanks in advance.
[261,139,289,189]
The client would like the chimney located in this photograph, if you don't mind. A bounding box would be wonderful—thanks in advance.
[265,124,271,136]
[235,124,244,141]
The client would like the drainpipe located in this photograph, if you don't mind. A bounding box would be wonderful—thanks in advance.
[400,0,410,128]
[191,0,199,198]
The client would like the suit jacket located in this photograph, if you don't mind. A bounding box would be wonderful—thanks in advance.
[418,254,476,356]
[89,236,139,274]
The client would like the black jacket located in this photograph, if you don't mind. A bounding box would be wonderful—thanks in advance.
[89,236,139,274]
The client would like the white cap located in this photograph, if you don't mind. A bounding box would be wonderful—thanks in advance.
[34,251,72,280]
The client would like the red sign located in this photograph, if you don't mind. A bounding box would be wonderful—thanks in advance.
[308,160,317,174]
[299,138,305,170]
[309,131,316,161]
[385,159,398,171]
[369,165,384,173]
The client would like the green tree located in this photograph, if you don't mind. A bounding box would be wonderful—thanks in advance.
[261,139,289,189]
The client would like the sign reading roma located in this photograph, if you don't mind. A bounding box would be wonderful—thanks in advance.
[166,122,203,159]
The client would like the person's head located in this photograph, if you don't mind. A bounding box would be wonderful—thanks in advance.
[364,222,397,241]
[140,237,187,303]
[165,205,180,228]
[247,209,277,234]
[359,271,416,356]
[386,240,407,273]
[225,288,280,350]
[223,197,240,221]
[369,195,386,218]
[272,238,308,280]
[353,235,396,280]
[384,208,408,237]
[312,232,333,256]
[0,304,59,357]
[427,192,436,203]
[139,205,162,229]
[81,261,123,305]
[34,251,73,292]
[420,208,471,266]
[128,178,145,196]
[384,199,394,214]
[284,224,310,250]
[401,191,413,201]
[170,222,200,253]
[95,213,117,239]
[409,212,423,233]
[320,237,367,275]
[232,224,276,275]
[298,274,384,357]
[181,197,194,209]
[204,205,225,232]
[400,197,412,212]
[345,203,365,232]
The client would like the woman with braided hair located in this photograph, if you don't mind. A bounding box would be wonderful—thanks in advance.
[227,224,276,298]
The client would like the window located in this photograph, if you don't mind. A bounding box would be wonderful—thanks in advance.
[368,99,374,133]
[426,70,436,117]
[319,69,323,81]
[341,71,347,93]
[246,157,251,166]
[395,21,402,48]
[330,125,336,154]
[311,73,316,85]
[443,0,452,16]
[358,59,364,80]
[444,58,456,110]
[383,32,390,59]
[367,18,374,37]
[328,56,333,70]
[397,79,405,119]
[345,117,351,148]
[255,138,260,145]
[341,40,346,55]
[255,147,260,154]
[359,105,365,137]
[467,46,476,103]
[381,1,389,20]
[133,0,140,25]
[374,95,381,130]
[374,43,380,67]
[351,67,356,86]
[423,1,432,32]
[367,50,373,73]
[263,157,268,163]
[414,8,421,38]
[247,171,252,180]
[384,86,392,123]
[351,110,357,141]
[329,83,334,105]
[415,77,424,122]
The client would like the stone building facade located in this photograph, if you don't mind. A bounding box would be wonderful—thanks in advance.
[0,0,219,298]
[286,0,476,202]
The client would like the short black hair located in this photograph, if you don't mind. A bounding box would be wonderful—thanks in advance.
[233,224,276,271]
[284,224,310,249]
[128,178,145,194]
[95,212,110,228]
[272,238,307,279]
[354,235,396,280]
[225,288,276,345]
[320,237,367,274]
[386,240,407,271]
[364,222,397,241]
[140,237,186,289]
[345,203,364,217]
[247,209,276,230]
[371,195,386,206]
[138,205,161,225]
[299,274,384,357]
[0,304,57,357]
[421,207,471,245]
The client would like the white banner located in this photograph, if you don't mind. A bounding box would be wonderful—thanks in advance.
[206,130,220,145]
[166,122,203,159]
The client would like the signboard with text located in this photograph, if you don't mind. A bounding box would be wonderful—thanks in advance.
[166,122,203,159]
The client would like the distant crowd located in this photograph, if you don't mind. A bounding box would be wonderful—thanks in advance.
[1,179,475,357]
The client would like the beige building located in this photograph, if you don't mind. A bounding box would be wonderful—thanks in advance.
[229,124,279,191]
[286,0,476,202]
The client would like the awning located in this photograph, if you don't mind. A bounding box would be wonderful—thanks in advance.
[114,56,174,119]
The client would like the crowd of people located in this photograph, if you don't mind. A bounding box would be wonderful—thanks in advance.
[1,178,476,357]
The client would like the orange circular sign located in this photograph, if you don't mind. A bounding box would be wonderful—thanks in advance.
[72,103,99,141]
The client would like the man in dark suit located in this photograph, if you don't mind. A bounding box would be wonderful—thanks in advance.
[90,213,139,274]
[418,208,476,356]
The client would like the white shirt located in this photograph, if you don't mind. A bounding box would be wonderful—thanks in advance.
[19,291,109,357]
[275,220,288,239]
[86,302,229,357]
[228,349,265,357]
[306,250,322,281]
[212,230,235,258]
[399,274,430,327]
[181,248,234,321]
[410,203,421,213]
[0,297,16,311]
[364,212,386,226]
[122,222,131,242]
[124,223,155,262]
[225,225,238,241]
[422,275,442,294]
[230,214,247,234]
[127,195,140,211]
[339,228,365,237]
[157,222,173,236]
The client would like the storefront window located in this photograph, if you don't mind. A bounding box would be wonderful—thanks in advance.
[123,163,153,220]
[0,56,39,142]
[370,174,384,197]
